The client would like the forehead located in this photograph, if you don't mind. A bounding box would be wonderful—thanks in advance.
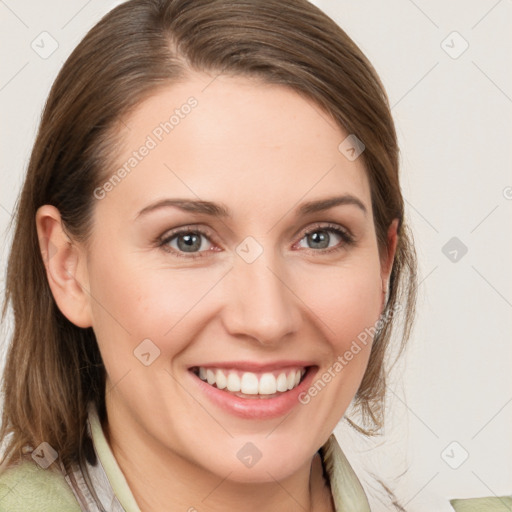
[99,72,371,223]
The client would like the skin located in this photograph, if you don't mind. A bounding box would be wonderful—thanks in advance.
[37,72,398,511]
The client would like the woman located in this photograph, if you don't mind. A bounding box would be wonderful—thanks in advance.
[1,0,499,510]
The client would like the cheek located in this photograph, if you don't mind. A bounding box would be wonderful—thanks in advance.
[87,253,225,359]
[284,259,383,438]
[89,250,382,334]
[299,259,383,351]
[87,240,383,382]
[300,260,382,389]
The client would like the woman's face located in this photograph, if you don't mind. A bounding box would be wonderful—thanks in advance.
[64,73,396,482]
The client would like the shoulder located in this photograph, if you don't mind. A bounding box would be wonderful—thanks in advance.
[450,496,512,511]
[0,458,81,512]
[320,434,371,511]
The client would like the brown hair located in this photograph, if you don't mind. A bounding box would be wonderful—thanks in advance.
[0,0,416,475]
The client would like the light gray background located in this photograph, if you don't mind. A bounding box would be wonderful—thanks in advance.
[1,1,511,510]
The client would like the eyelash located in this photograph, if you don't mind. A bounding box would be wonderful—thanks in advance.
[157,222,355,259]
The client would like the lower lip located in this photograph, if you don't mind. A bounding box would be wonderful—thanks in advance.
[188,367,318,420]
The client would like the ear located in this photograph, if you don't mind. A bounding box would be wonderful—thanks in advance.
[380,218,399,311]
[35,205,93,328]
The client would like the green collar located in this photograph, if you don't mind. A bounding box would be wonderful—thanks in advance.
[87,402,371,511]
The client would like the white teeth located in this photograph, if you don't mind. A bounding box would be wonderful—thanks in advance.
[276,373,288,392]
[215,369,227,390]
[286,372,295,390]
[206,369,215,385]
[196,367,306,395]
[227,372,241,392]
[259,373,277,395]
[240,372,259,394]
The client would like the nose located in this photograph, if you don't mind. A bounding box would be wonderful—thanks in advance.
[221,248,302,346]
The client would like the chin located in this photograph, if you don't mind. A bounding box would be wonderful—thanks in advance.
[190,433,317,484]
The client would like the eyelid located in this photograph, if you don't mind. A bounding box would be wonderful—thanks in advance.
[157,221,355,258]
[296,221,354,243]
[292,222,355,255]
[157,224,218,258]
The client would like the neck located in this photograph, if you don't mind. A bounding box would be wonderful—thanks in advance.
[104,410,333,512]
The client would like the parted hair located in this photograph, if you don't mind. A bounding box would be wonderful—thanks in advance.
[0,0,417,474]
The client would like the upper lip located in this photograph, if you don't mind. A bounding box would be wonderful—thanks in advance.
[189,360,315,372]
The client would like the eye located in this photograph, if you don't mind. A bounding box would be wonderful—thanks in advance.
[295,223,354,254]
[158,226,215,258]
[158,222,355,259]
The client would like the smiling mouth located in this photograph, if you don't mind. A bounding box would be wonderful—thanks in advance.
[190,366,309,399]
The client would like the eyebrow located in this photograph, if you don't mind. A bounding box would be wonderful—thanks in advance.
[135,194,367,220]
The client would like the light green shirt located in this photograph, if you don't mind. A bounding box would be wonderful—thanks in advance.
[0,404,510,511]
